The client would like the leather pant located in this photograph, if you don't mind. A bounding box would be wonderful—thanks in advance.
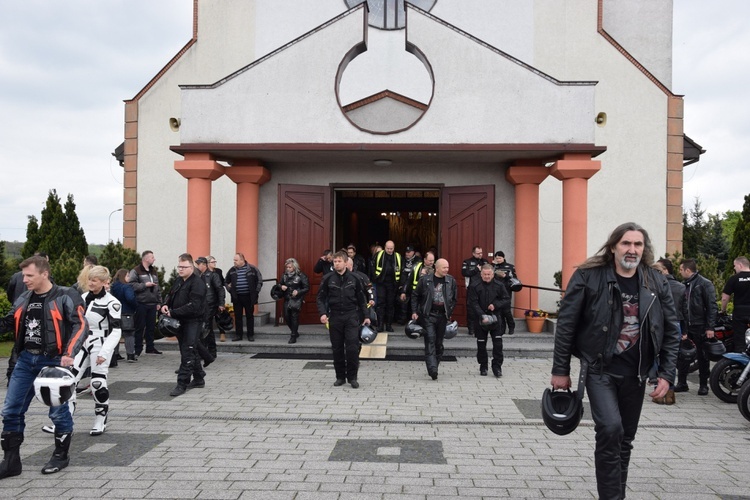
[474,324,502,369]
[422,312,447,375]
[586,371,646,500]
[328,311,360,381]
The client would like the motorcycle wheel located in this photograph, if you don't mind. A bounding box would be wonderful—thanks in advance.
[709,357,744,404]
[737,380,750,422]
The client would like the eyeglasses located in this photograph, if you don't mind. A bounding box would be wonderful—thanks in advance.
[209,260,217,263]
[177,265,192,270]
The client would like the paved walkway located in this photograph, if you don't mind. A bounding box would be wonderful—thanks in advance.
[1,349,749,499]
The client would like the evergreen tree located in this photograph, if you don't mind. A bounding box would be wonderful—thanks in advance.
[21,215,40,258]
[682,198,708,258]
[726,193,750,276]
[0,240,8,293]
[36,190,68,260]
[98,241,141,274]
[63,194,88,258]
[700,214,729,270]
[51,249,83,288]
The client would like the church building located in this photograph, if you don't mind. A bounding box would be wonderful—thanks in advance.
[121,0,694,324]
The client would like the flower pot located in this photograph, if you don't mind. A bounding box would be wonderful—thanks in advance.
[526,317,546,333]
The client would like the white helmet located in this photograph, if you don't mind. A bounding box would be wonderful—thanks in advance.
[34,366,76,407]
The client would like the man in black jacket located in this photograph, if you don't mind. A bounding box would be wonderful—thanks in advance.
[317,251,370,389]
[551,223,679,500]
[161,254,207,397]
[467,264,510,377]
[491,251,517,335]
[195,257,225,358]
[412,258,457,380]
[128,250,162,355]
[676,258,718,395]
[0,255,89,478]
[461,246,487,337]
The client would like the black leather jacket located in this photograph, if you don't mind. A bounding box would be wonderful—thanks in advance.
[199,269,226,309]
[411,273,458,319]
[316,270,368,316]
[279,271,310,300]
[1,285,89,358]
[166,273,206,323]
[461,257,487,288]
[552,265,680,384]
[467,279,510,318]
[683,272,718,327]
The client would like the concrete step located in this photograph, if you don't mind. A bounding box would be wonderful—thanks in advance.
[154,320,556,359]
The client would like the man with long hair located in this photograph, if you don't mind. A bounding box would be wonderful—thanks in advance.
[550,222,680,499]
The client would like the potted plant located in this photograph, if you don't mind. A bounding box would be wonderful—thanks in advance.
[524,309,549,333]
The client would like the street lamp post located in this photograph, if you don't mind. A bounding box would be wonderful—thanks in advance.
[108,208,123,243]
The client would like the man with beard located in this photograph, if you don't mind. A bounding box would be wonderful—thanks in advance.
[551,222,679,500]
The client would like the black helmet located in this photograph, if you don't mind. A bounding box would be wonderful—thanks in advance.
[480,314,498,330]
[157,315,181,337]
[270,284,284,301]
[509,277,523,292]
[215,310,234,331]
[541,388,584,436]
[360,324,378,344]
[405,320,425,339]
[34,366,76,407]
[444,320,459,339]
[677,338,697,364]
[703,337,726,362]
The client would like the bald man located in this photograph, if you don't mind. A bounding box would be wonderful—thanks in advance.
[371,240,402,332]
[411,258,457,380]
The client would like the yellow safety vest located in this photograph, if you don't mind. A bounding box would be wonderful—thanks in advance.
[374,250,402,282]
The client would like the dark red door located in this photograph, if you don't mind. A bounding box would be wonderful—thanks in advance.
[440,185,495,325]
[277,184,331,324]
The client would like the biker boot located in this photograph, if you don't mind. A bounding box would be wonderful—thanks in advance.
[41,432,71,474]
[90,405,108,436]
[0,432,23,479]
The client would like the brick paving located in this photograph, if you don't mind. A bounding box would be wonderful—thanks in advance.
[1,331,749,499]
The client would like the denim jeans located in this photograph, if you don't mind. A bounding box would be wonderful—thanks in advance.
[2,350,73,434]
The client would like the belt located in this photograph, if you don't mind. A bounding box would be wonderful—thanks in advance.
[25,348,44,355]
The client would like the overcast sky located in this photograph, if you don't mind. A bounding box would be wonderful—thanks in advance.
[1,1,747,244]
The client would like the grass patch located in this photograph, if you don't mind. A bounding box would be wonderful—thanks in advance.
[0,341,14,358]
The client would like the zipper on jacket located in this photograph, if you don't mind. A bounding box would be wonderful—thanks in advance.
[637,290,657,383]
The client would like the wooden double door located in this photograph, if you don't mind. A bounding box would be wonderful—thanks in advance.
[277,184,494,325]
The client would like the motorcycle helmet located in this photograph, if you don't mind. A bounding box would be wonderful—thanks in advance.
[444,320,459,339]
[215,310,234,331]
[541,388,584,436]
[405,320,425,339]
[34,366,76,407]
[508,277,523,292]
[703,337,726,362]
[677,338,697,364]
[157,315,181,338]
[480,314,498,330]
[270,284,284,301]
[359,324,378,344]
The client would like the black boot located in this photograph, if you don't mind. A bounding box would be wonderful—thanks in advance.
[0,432,23,479]
[41,432,71,474]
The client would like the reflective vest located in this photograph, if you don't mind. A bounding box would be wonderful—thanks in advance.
[411,261,424,291]
[374,250,402,282]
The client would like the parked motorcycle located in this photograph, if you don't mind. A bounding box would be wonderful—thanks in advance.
[709,317,750,403]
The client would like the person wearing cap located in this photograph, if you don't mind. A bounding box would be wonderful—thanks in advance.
[397,245,422,325]
[461,246,488,337]
[492,251,517,335]
[195,257,225,359]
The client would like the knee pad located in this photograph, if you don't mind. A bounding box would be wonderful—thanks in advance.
[90,378,109,405]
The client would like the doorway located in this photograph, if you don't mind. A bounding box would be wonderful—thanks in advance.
[334,189,440,257]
